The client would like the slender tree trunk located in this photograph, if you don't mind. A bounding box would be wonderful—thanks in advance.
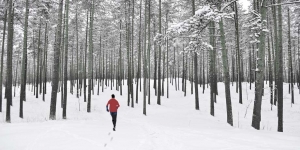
[87,1,94,112]
[287,9,294,105]
[84,11,88,103]
[147,0,151,105]
[209,21,215,116]
[252,0,267,130]
[36,19,42,99]
[268,29,273,106]
[5,0,13,122]
[19,0,29,118]
[272,0,279,106]
[0,2,7,113]
[143,0,148,115]
[50,0,63,120]
[166,12,169,99]
[157,0,162,105]
[42,23,48,101]
[76,4,79,98]
[119,20,123,96]
[63,0,69,119]
[277,0,284,132]
[219,16,233,126]
[191,0,199,110]
[234,1,242,104]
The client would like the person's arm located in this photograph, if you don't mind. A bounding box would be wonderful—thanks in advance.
[106,100,110,112]
[117,101,120,109]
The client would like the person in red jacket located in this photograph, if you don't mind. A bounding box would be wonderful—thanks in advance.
[106,94,120,131]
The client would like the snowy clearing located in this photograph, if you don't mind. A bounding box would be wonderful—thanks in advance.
[0,80,300,150]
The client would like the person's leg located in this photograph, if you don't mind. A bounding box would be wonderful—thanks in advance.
[110,113,115,127]
[112,113,117,128]
[110,112,117,129]
[114,113,117,127]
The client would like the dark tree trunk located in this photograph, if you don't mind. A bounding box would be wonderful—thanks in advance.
[19,0,29,118]
[87,1,94,113]
[50,0,63,120]
[63,0,69,119]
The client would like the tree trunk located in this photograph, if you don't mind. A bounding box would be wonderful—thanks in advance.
[84,11,88,102]
[0,2,7,113]
[234,1,243,104]
[287,9,294,105]
[19,0,29,118]
[252,0,267,130]
[272,0,279,106]
[36,19,42,99]
[277,0,283,132]
[209,21,215,116]
[50,0,63,120]
[143,0,148,115]
[219,17,233,126]
[76,4,79,98]
[191,0,199,110]
[87,0,94,113]
[63,0,69,119]
[157,0,162,105]
[136,0,142,104]
[5,0,13,122]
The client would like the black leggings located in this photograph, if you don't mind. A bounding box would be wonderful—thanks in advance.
[110,112,117,127]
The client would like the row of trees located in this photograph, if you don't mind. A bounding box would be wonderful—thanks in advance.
[0,0,299,132]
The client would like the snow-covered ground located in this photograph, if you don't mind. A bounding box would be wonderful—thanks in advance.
[1,80,300,150]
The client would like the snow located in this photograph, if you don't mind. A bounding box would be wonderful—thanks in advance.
[0,81,300,150]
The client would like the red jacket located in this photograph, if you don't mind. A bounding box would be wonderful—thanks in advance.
[106,98,120,112]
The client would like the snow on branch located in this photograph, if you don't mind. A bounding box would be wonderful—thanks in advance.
[266,1,300,7]
[185,39,213,53]
[154,5,234,45]
[220,0,239,12]
[247,10,268,44]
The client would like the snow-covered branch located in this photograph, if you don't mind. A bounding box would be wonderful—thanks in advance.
[154,5,234,46]
[220,0,239,12]
[266,1,300,7]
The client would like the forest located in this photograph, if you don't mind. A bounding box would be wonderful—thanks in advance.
[0,0,300,135]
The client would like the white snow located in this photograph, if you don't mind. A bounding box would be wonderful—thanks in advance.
[0,81,300,150]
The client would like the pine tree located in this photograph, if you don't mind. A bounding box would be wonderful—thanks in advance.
[19,0,30,118]
[252,0,267,130]
[87,0,94,113]
[5,0,13,123]
[63,0,69,119]
[0,0,8,113]
[50,0,64,120]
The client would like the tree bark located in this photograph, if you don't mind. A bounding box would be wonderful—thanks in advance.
[19,0,29,118]
[277,0,284,132]
[87,0,94,113]
[252,0,267,130]
[50,0,63,120]
[63,0,69,119]
[219,17,233,126]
